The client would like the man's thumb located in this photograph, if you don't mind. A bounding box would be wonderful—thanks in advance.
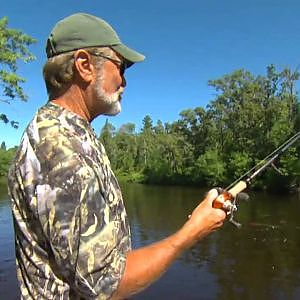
[206,188,219,203]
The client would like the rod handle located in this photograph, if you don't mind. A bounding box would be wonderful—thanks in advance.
[228,181,247,197]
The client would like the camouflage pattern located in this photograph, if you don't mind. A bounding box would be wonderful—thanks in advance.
[8,102,131,299]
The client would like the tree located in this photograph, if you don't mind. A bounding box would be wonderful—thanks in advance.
[99,119,116,162]
[113,123,138,172]
[141,115,153,133]
[0,17,36,128]
[194,149,226,186]
[0,141,6,150]
[153,120,164,134]
[119,122,135,135]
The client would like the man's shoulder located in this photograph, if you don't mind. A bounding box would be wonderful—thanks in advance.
[29,102,88,141]
[36,102,72,130]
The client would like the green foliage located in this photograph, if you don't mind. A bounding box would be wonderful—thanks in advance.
[115,171,145,183]
[194,149,226,186]
[99,65,300,192]
[0,146,17,177]
[228,152,252,181]
[0,17,36,127]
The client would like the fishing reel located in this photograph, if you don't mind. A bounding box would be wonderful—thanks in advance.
[213,181,249,228]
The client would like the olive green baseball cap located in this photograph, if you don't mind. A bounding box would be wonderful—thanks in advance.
[46,13,145,66]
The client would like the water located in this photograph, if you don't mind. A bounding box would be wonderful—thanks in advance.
[0,180,19,299]
[1,181,300,299]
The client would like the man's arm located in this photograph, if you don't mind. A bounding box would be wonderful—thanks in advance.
[112,189,226,299]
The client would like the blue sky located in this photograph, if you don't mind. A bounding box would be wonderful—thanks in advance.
[1,0,300,148]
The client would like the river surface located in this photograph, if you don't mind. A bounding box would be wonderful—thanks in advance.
[1,181,300,299]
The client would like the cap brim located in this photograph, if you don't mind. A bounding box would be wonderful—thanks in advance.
[112,43,145,68]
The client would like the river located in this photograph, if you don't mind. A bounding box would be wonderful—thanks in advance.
[1,181,300,299]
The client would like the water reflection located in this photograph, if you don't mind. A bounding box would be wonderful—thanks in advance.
[122,183,300,300]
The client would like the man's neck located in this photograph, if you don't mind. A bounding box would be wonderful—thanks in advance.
[51,85,91,122]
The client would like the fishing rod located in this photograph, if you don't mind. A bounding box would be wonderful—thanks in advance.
[212,131,300,228]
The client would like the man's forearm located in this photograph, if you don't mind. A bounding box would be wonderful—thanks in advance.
[111,225,193,299]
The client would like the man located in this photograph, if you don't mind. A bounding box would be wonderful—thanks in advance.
[8,13,226,299]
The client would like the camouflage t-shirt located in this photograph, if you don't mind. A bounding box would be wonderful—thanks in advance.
[8,102,131,299]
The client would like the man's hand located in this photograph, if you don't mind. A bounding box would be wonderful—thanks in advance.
[182,189,227,246]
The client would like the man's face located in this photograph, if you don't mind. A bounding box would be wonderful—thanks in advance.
[93,54,126,116]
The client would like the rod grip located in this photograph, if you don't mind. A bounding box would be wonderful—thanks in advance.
[228,181,247,197]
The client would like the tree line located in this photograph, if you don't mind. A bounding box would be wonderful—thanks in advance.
[99,65,300,193]
[0,18,299,192]
[0,65,299,192]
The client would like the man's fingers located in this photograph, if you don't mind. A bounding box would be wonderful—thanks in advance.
[207,189,227,218]
[205,188,219,203]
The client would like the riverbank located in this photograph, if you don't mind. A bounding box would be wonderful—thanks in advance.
[115,171,300,195]
[2,170,299,195]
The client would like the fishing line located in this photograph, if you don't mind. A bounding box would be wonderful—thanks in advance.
[225,131,300,190]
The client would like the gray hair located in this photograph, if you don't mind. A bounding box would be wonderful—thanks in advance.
[43,47,114,100]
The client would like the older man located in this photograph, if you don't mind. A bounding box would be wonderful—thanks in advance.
[8,13,226,299]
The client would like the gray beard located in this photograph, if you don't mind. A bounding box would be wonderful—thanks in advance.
[94,73,122,116]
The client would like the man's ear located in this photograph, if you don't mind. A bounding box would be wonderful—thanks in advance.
[73,50,95,83]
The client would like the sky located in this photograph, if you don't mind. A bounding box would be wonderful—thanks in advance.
[1,0,300,148]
